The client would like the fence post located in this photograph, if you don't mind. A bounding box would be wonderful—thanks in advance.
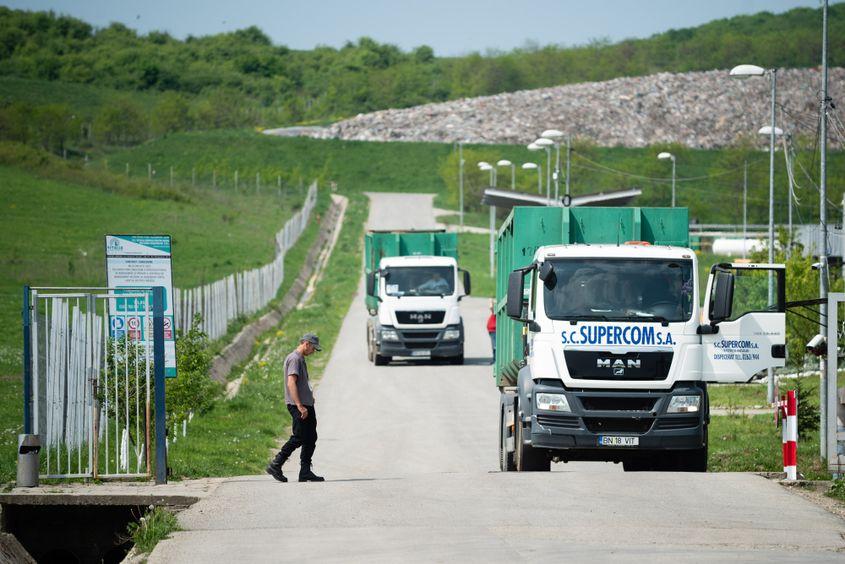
[22,285,31,435]
[126,162,130,177]
[153,286,167,485]
[148,163,152,180]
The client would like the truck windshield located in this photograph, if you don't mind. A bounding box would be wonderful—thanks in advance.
[543,258,694,322]
[384,266,455,297]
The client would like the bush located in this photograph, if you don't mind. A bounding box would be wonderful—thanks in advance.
[167,314,221,426]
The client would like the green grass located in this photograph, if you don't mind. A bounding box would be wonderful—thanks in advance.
[167,195,367,477]
[127,506,181,554]
[709,414,828,479]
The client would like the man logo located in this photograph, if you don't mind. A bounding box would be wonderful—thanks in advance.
[597,358,641,375]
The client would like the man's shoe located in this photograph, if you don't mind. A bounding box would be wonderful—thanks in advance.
[299,465,325,482]
[266,465,288,482]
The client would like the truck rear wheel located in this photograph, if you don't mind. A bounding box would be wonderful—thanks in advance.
[515,415,550,472]
[500,408,515,472]
[366,327,375,363]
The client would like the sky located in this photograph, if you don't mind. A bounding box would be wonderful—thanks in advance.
[3,0,826,56]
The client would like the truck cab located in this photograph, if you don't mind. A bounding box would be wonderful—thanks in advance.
[499,240,786,472]
[367,254,470,365]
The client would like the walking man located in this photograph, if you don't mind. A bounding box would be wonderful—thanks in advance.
[267,333,325,482]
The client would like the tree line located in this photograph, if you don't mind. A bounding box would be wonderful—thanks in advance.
[0,3,842,138]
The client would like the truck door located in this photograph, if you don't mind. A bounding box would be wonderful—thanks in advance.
[700,263,786,383]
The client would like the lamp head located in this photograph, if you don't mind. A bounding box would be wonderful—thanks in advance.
[757,125,784,136]
[527,143,541,151]
[534,138,554,147]
[729,64,766,78]
[540,129,564,139]
[496,159,512,167]
[521,163,538,170]
[477,161,490,168]
[657,152,674,161]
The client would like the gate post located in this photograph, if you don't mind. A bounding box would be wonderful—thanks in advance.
[153,286,167,485]
[22,285,31,435]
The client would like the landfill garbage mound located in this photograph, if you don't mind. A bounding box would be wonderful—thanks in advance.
[284,68,844,149]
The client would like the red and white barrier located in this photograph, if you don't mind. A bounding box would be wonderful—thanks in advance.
[779,390,798,480]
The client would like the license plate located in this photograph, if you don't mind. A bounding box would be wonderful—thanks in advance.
[410,350,431,357]
[598,435,639,447]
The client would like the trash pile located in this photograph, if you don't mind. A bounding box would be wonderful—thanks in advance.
[292,68,844,148]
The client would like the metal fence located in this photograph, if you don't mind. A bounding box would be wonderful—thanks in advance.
[25,287,164,480]
[173,181,318,339]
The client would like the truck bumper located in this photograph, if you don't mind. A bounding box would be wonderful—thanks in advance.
[378,325,463,358]
[527,382,707,460]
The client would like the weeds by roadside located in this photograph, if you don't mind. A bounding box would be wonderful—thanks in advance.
[127,506,181,554]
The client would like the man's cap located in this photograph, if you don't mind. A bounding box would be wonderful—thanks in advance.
[300,332,322,351]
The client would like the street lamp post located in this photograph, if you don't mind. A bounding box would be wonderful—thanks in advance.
[479,162,497,275]
[657,152,676,207]
[533,138,554,204]
[730,62,778,403]
[497,159,516,190]
[522,162,541,194]
[541,129,564,202]
[458,142,464,228]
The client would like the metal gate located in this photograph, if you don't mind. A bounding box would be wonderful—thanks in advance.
[23,286,166,481]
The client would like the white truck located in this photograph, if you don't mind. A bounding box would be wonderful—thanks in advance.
[496,206,786,472]
[364,231,471,365]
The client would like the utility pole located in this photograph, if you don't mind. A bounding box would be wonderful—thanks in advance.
[743,161,748,259]
[565,134,572,206]
[766,68,778,405]
[819,0,831,456]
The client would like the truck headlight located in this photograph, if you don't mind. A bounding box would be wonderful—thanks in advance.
[667,395,700,414]
[381,329,399,341]
[536,393,571,412]
[443,329,461,340]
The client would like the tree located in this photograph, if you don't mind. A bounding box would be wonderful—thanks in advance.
[95,97,148,145]
[153,92,191,135]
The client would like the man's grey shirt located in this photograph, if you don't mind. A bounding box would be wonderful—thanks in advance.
[284,350,314,406]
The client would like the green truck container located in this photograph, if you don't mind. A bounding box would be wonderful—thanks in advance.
[494,206,689,386]
[364,230,458,312]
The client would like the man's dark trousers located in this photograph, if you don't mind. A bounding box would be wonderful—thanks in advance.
[273,405,317,466]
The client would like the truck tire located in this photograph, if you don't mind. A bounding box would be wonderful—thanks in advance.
[500,408,515,472]
[374,354,391,366]
[366,327,375,363]
[515,414,550,472]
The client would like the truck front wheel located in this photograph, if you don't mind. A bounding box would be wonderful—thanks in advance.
[374,353,391,366]
[500,408,515,472]
[515,415,551,472]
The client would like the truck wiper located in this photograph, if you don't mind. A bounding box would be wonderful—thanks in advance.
[568,315,609,324]
[629,311,670,327]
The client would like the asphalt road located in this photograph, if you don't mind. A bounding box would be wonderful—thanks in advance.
[151,193,845,563]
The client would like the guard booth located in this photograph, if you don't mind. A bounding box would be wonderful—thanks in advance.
[21,286,168,484]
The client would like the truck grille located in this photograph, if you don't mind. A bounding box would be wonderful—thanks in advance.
[579,396,657,412]
[401,331,439,339]
[564,351,673,381]
[396,311,445,324]
[583,417,654,434]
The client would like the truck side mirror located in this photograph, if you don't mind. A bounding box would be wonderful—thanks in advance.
[709,271,734,322]
[366,272,376,297]
[538,262,556,289]
[460,269,471,295]
[506,271,525,319]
